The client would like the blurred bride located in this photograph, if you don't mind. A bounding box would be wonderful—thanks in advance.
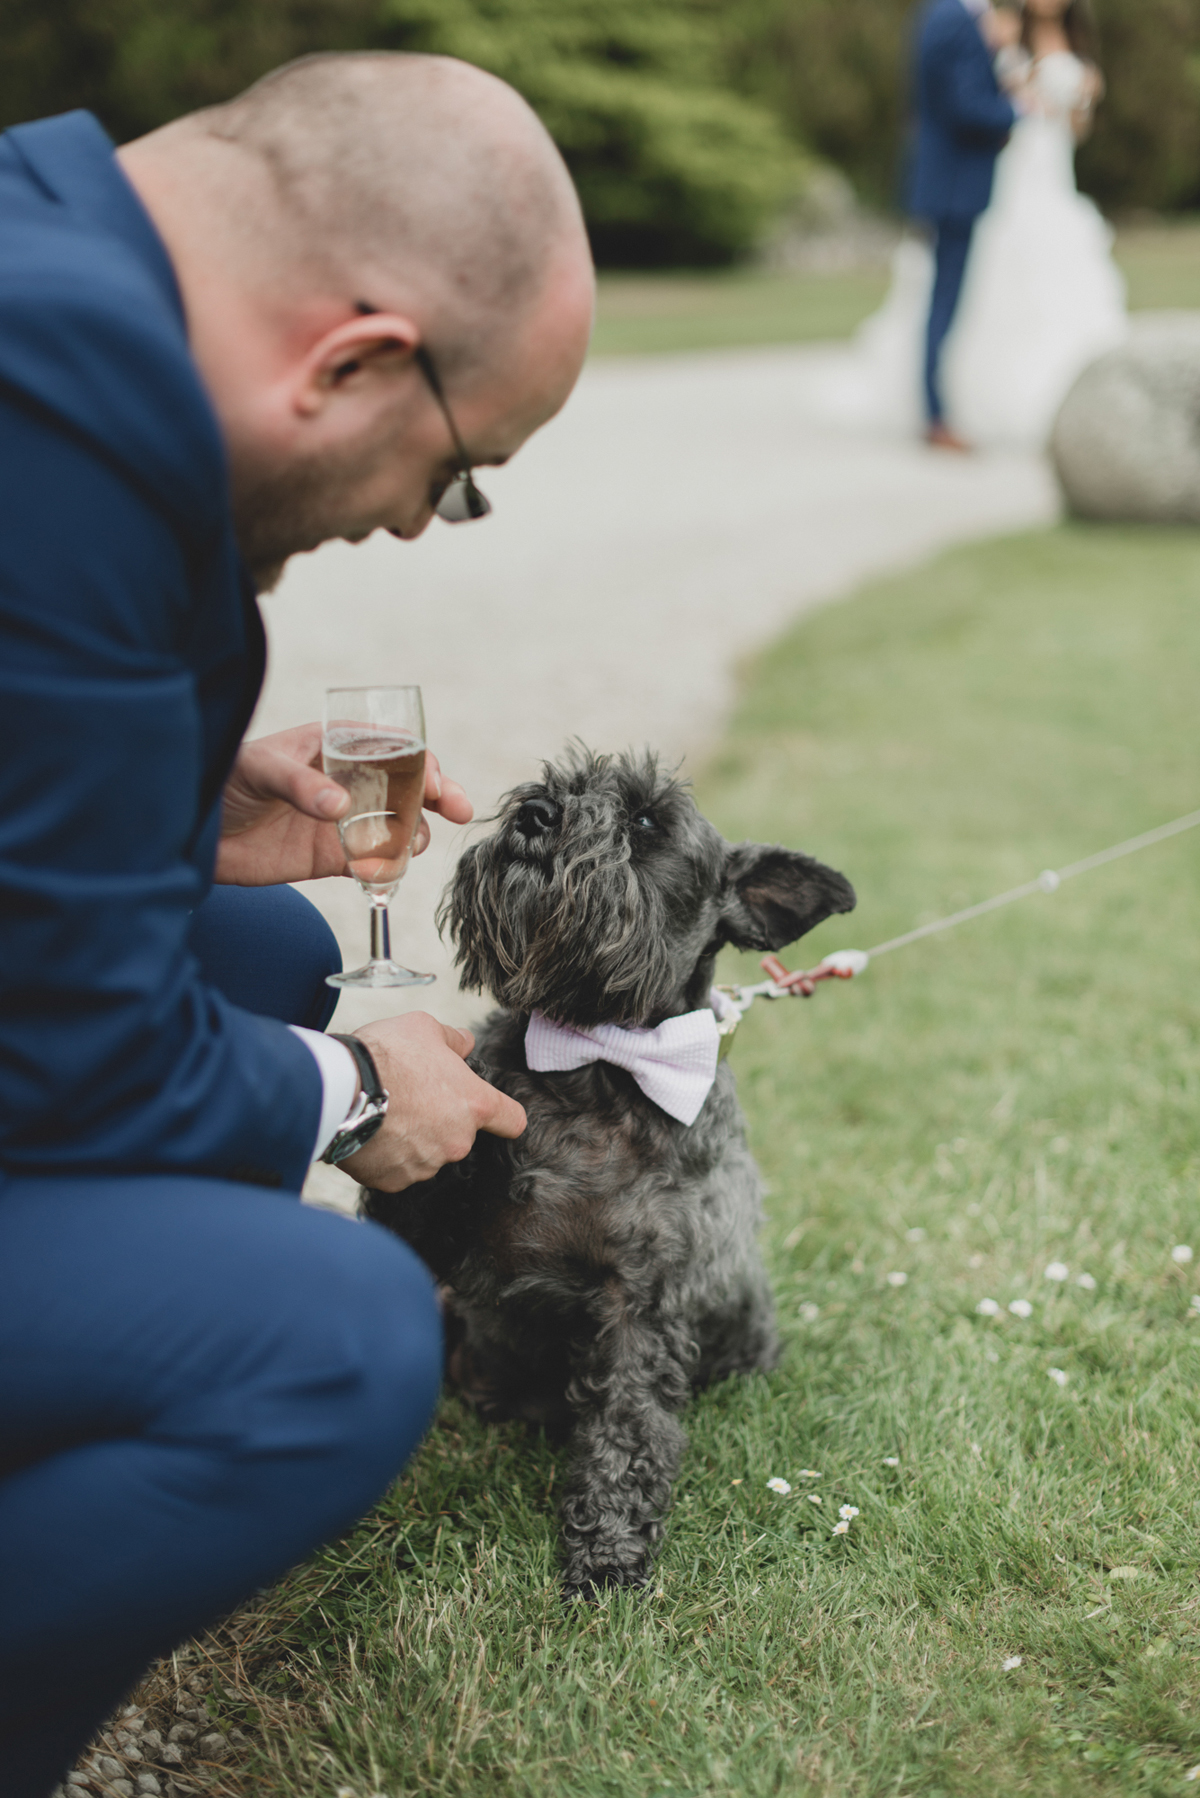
[829,0,1128,450]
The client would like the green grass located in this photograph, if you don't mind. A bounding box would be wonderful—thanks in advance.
[1116,223,1200,313]
[590,267,890,356]
[589,220,1200,357]
[209,525,1200,1798]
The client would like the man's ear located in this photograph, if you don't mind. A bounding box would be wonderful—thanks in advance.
[294,312,422,417]
[718,843,856,952]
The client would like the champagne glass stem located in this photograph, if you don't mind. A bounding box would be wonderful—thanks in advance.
[369,897,392,966]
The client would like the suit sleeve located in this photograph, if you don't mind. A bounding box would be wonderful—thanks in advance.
[0,383,322,1190]
[928,20,1017,145]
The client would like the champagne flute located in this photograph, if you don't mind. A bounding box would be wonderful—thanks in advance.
[322,686,434,988]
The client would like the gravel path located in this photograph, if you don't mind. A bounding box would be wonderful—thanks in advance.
[245,342,1058,1205]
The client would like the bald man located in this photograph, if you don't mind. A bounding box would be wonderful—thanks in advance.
[0,53,593,1793]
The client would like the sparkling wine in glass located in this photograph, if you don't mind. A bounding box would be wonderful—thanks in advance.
[322,686,434,988]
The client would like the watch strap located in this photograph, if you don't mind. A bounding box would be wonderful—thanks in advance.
[329,1033,385,1106]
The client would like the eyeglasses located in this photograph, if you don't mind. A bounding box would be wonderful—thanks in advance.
[413,345,493,524]
[354,301,492,525]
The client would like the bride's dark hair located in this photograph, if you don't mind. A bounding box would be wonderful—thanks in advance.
[1021,0,1099,62]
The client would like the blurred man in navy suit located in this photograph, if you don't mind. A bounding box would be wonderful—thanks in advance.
[909,0,1017,448]
[0,53,593,1795]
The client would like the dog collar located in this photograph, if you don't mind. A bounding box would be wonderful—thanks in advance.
[525,990,737,1126]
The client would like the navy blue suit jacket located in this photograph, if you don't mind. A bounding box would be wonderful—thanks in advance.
[909,0,1016,222]
[0,111,321,1191]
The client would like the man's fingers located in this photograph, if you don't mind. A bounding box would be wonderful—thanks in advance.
[423,754,474,826]
[268,751,348,821]
[440,1022,475,1059]
[476,1083,528,1140]
[435,775,474,825]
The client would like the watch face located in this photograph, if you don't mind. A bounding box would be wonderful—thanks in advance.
[326,1106,387,1166]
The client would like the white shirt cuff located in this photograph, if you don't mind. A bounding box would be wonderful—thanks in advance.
[288,1027,360,1162]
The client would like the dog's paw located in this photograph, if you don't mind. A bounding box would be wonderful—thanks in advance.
[562,1566,650,1604]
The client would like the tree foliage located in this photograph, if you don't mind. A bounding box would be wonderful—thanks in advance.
[0,0,804,266]
[0,0,1197,267]
[714,0,1200,214]
[373,0,806,265]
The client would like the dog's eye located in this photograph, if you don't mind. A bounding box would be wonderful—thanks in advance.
[632,810,659,833]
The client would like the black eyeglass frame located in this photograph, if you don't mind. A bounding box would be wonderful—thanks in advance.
[354,301,492,524]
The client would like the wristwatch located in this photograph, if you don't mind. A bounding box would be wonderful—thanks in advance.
[320,1034,390,1166]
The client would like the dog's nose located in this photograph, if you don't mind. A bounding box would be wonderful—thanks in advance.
[515,797,561,840]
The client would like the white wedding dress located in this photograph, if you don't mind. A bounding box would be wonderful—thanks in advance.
[822,52,1128,448]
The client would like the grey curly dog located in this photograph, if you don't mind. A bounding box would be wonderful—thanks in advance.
[365,747,855,1597]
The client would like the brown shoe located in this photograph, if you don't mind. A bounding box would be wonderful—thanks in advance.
[925,421,973,453]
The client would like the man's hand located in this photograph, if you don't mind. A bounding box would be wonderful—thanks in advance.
[980,6,1022,52]
[215,723,473,885]
[341,1013,526,1191]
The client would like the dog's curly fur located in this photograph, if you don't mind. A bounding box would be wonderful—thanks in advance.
[365,747,855,1596]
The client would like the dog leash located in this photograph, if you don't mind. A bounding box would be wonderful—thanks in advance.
[714,804,1200,1051]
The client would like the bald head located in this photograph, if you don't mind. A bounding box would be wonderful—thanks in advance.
[117,52,594,581]
[166,52,587,373]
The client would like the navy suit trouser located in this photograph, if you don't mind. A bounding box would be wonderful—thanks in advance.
[923,217,978,426]
[0,887,443,1798]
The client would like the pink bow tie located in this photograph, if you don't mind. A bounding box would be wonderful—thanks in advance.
[525,995,731,1126]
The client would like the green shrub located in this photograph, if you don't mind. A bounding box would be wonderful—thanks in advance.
[717,0,1200,216]
[1076,0,1200,212]
[0,0,804,267]
[373,0,806,265]
[0,0,1195,267]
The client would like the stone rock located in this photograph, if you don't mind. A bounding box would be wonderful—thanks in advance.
[66,1777,92,1790]
[159,1745,184,1768]
[167,1723,196,1744]
[1051,312,1200,524]
[139,1733,163,1758]
[136,1776,163,1796]
[108,1784,135,1798]
[95,1758,125,1781]
[197,1732,231,1762]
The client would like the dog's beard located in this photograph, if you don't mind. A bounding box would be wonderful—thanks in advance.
[444,838,685,1028]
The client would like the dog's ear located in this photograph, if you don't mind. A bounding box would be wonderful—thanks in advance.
[718,843,856,951]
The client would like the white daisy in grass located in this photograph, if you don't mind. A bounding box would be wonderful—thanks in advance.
[1048,1367,1069,1387]
[798,1302,821,1324]
[1191,1295,1200,1315]
[1001,1655,1022,1671]
[839,1505,860,1520]
[1044,1262,1069,1283]
[1185,1765,1200,1782]
[798,1469,822,1480]
[882,1456,900,1467]
[887,1271,908,1287]
[1076,1272,1097,1290]
[976,1298,1001,1317]
[1172,1245,1194,1265]
[766,1477,792,1495]
[807,1493,823,1506]
[1009,1299,1033,1319]
[832,1519,851,1535]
